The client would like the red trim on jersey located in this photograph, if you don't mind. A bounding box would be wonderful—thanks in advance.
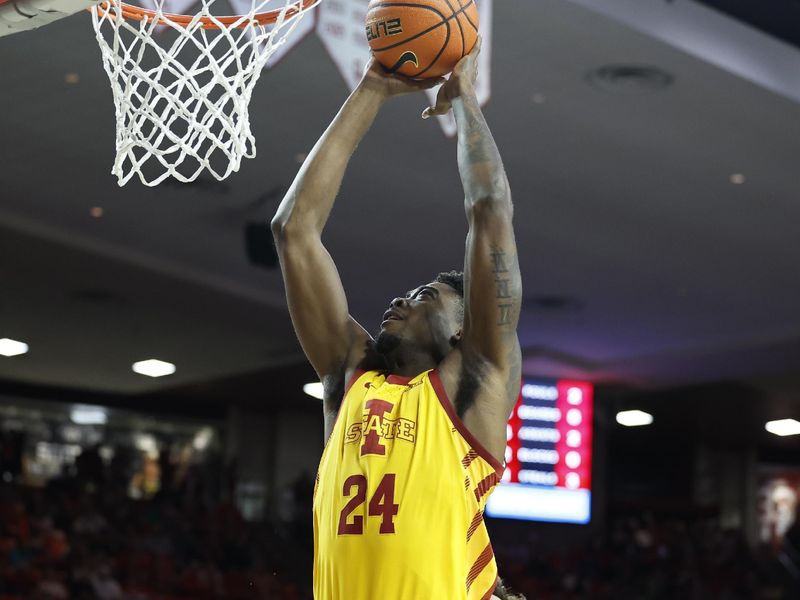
[480,579,499,600]
[386,373,413,385]
[474,472,501,503]
[462,449,479,469]
[466,542,495,590]
[344,368,366,396]
[466,510,483,542]
[323,369,365,450]
[429,370,505,477]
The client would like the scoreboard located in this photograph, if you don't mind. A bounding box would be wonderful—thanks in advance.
[486,378,593,524]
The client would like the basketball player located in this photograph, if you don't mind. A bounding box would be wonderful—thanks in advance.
[272,38,521,600]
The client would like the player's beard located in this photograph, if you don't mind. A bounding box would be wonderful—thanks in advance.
[375,331,401,357]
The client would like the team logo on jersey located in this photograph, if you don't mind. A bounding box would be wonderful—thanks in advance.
[345,399,416,455]
[365,17,403,41]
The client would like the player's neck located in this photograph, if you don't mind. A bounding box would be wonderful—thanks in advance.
[383,348,439,378]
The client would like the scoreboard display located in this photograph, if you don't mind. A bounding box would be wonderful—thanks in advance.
[486,379,593,524]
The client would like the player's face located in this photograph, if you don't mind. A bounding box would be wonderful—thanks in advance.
[378,281,462,353]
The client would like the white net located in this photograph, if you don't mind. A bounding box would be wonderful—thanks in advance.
[91,0,318,186]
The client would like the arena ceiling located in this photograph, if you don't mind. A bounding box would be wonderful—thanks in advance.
[1,1,799,425]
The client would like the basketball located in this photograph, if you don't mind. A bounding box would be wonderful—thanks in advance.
[366,0,480,79]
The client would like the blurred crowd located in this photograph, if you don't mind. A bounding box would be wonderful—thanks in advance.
[5,474,796,600]
[493,514,795,600]
[0,439,314,600]
[1,437,797,600]
[0,477,314,600]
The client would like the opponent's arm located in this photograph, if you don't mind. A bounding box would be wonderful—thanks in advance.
[426,39,522,403]
[272,63,443,389]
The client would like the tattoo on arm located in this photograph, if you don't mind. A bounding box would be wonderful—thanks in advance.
[491,249,509,273]
[495,279,511,299]
[455,96,520,333]
[491,247,516,326]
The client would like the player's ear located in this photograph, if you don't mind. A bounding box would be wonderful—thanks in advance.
[449,329,462,347]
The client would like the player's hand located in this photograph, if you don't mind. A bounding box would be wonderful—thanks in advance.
[360,58,445,99]
[422,36,481,119]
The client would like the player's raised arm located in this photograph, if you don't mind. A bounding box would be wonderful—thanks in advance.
[271,62,443,396]
[425,38,522,398]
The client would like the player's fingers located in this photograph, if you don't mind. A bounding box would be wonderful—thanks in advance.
[393,73,444,90]
[422,103,450,119]
[472,35,482,56]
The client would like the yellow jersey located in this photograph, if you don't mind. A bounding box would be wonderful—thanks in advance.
[313,368,504,600]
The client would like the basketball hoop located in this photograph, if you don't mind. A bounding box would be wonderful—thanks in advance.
[91,0,319,186]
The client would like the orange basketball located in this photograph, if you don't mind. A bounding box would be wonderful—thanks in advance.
[366,0,479,79]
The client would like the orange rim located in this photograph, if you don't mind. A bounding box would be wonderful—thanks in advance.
[94,0,317,29]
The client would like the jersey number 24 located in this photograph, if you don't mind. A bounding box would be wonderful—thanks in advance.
[337,473,399,535]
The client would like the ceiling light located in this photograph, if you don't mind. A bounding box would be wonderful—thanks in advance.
[0,338,28,357]
[70,405,108,425]
[730,173,746,185]
[133,433,158,455]
[132,359,175,378]
[616,410,653,427]
[303,382,324,400]
[765,419,800,437]
[192,427,215,451]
